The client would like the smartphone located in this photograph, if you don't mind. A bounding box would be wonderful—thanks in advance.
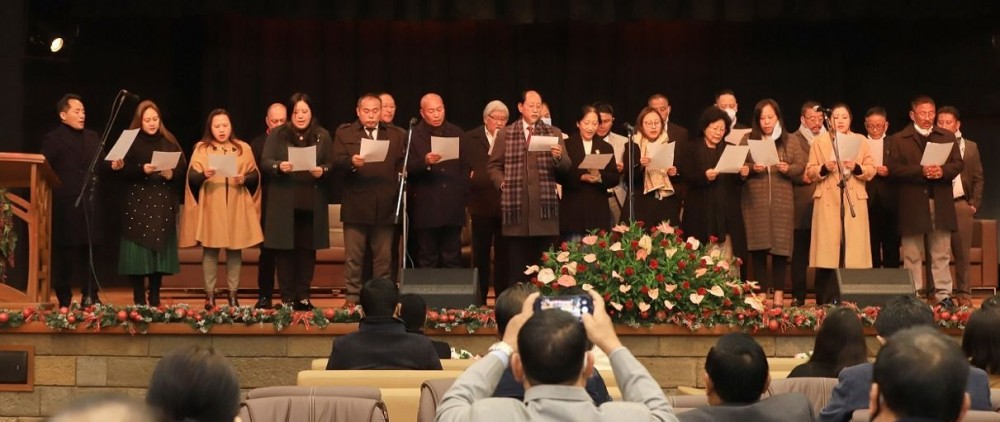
[534,295,594,320]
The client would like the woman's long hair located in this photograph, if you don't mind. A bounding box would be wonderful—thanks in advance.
[963,309,1000,375]
[807,307,868,374]
[128,100,182,150]
[195,108,244,155]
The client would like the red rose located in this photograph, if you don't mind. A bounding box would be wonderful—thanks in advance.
[174,308,187,319]
[709,235,719,243]
[723,299,732,307]
[624,267,635,276]
[675,228,684,237]
[688,253,697,261]
[67,315,77,324]
[636,221,645,228]
[577,264,587,273]
[541,254,549,262]
[640,311,650,319]
[561,267,569,275]
[630,240,639,249]
[59,307,69,315]
[640,286,649,295]
[560,242,569,251]
[625,300,634,310]
[677,261,687,270]
[675,293,682,300]
[682,281,690,290]
[697,287,707,296]
[616,251,624,258]
[604,293,612,302]
[649,260,659,269]
[132,313,143,322]
[598,229,607,236]
[685,243,693,250]
[194,313,203,321]
[656,274,665,282]
[660,240,669,247]
[599,241,607,248]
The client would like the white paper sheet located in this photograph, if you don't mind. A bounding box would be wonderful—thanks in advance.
[150,151,181,171]
[715,145,750,174]
[725,128,751,145]
[748,138,780,166]
[104,128,140,161]
[208,154,237,178]
[528,135,559,152]
[868,139,884,167]
[645,142,676,170]
[831,133,863,161]
[288,146,316,171]
[920,142,955,166]
[578,153,613,170]
[360,139,389,163]
[431,136,460,162]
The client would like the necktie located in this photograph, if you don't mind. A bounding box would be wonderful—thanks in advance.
[365,128,374,139]
[526,125,534,148]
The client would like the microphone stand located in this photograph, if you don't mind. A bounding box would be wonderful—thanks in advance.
[395,119,417,274]
[72,89,130,305]
[824,111,856,269]
[625,125,636,222]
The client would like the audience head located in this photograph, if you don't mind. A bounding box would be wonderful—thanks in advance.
[647,93,670,122]
[287,92,315,131]
[703,332,769,405]
[874,295,934,341]
[355,93,382,130]
[635,106,664,141]
[146,345,240,422]
[359,277,400,318]
[962,308,1000,375]
[864,106,889,140]
[714,89,738,123]
[398,293,429,333]
[514,308,590,386]
[909,95,936,130]
[593,101,616,137]
[518,90,543,125]
[265,102,287,130]
[495,283,540,339]
[576,104,600,141]
[751,98,783,139]
[871,326,970,422]
[936,105,961,134]
[482,100,509,135]
[51,393,156,422]
[419,93,446,127]
[808,307,868,374]
[698,105,731,147]
[57,93,86,130]
[378,92,397,124]
[981,294,1000,311]
[799,100,824,135]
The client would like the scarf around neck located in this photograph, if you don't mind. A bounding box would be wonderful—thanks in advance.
[501,121,559,225]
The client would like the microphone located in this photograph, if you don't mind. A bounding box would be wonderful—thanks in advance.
[812,105,832,114]
[121,89,140,100]
[623,123,635,132]
[408,117,418,127]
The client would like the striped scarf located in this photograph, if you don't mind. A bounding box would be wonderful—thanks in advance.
[501,120,559,225]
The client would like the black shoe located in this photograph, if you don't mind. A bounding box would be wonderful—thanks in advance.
[938,297,956,310]
[293,299,315,311]
[254,297,272,309]
[81,296,101,307]
[228,295,240,307]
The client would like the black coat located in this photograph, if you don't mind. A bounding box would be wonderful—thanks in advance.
[326,316,443,370]
[621,141,682,226]
[557,135,619,233]
[40,124,105,246]
[885,125,963,235]
[117,130,187,251]
[260,124,335,249]
[406,120,468,229]
[677,140,746,244]
[463,126,500,218]
[332,121,406,226]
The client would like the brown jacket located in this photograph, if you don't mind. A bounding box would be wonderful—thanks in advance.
[957,138,984,210]
[885,125,963,235]
[740,132,802,257]
[788,131,816,230]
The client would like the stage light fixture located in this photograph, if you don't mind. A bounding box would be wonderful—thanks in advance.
[49,36,64,53]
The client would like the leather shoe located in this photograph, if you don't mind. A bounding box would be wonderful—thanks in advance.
[254,297,273,309]
[937,297,956,310]
[293,299,315,311]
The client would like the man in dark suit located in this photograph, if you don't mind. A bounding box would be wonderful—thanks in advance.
[819,295,991,422]
[398,293,451,359]
[326,278,442,370]
[714,89,749,129]
[648,93,689,144]
[869,326,972,422]
[463,100,510,302]
[886,96,964,307]
[936,106,984,307]
[249,102,286,309]
[40,94,103,307]
[333,94,406,305]
[406,93,466,268]
[789,101,823,306]
[678,332,814,422]
[864,107,901,271]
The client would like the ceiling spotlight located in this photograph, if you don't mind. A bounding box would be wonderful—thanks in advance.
[49,37,64,53]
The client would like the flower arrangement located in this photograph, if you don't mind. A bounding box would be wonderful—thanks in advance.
[526,221,768,329]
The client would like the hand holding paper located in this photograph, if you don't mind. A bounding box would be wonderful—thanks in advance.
[287,146,317,171]
[715,145,750,174]
[431,136,460,162]
[360,139,389,163]
[920,142,955,166]
[645,142,676,170]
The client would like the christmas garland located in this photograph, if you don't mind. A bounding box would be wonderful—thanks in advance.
[0,188,15,283]
[0,301,973,335]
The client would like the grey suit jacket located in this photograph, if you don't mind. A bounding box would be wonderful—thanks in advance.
[434,348,678,422]
[676,393,816,422]
[959,139,984,210]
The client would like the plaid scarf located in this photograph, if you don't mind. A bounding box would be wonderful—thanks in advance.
[501,120,559,225]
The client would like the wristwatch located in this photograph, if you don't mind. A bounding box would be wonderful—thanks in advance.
[488,341,514,358]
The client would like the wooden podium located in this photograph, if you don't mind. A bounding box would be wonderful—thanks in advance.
[0,153,60,308]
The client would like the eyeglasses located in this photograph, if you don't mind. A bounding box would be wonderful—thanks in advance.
[488,114,508,123]
[914,111,935,118]
[864,123,887,130]
[642,121,662,127]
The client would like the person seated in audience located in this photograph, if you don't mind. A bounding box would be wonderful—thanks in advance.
[678,333,814,422]
[981,294,1000,311]
[146,345,241,422]
[962,308,1000,387]
[326,277,442,370]
[490,284,612,404]
[436,289,675,421]
[870,326,971,422]
[819,295,991,422]
[399,293,452,359]
[789,307,868,378]
[51,393,156,422]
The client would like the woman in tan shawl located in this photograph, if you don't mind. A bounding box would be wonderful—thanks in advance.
[181,109,263,307]
[620,106,681,227]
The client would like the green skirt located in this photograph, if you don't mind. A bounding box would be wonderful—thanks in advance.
[118,234,179,275]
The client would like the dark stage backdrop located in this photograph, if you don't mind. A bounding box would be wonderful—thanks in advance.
[7,0,1000,285]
